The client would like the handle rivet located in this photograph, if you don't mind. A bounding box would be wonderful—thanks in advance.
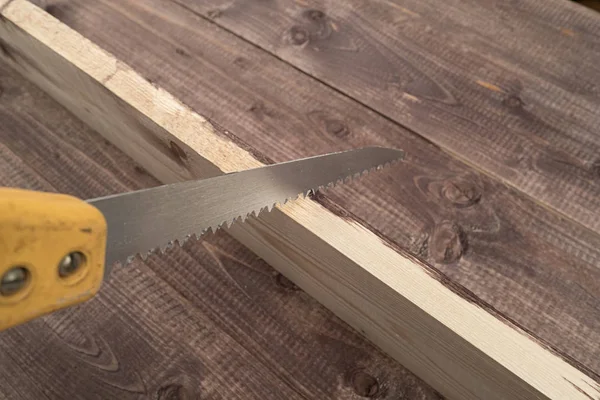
[58,252,86,278]
[0,267,29,296]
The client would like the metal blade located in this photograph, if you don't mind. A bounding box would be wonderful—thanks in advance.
[88,146,404,273]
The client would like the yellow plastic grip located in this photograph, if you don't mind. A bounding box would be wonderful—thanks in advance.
[0,188,107,330]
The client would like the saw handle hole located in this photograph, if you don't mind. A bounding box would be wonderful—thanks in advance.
[0,266,31,297]
[58,251,88,285]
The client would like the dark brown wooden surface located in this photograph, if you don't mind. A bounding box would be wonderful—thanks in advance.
[169,0,600,236]
[0,60,442,399]
[38,0,600,381]
[576,0,600,12]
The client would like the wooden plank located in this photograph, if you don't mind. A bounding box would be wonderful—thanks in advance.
[0,55,440,400]
[166,0,600,238]
[47,0,600,379]
[0,1,598,399]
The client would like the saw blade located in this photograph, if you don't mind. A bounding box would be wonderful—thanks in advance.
[88,146,404,273]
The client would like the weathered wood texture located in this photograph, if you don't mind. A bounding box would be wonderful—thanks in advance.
[44,0,600,380]
[167,0,600,237]
[3,1,598,399]
[0,58,442,399]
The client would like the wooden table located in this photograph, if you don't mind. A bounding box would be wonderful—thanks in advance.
[0,0,599,398]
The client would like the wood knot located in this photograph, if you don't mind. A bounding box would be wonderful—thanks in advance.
[305,9,326,20]
[0,84,4,98]
[289,26,309,45]
[169,140,188,164]
[175,48,190,58]
[347,368,379,397]
[157,384,187,400]
[249,101,276,120]
[503,95,522,109]
[275,273,300,291]
[430,221,466,264]
[441,178,482,208]
[233,56,250,69]
[325,119,349,138]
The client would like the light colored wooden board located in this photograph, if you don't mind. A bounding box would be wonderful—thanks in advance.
[0,1,598,399]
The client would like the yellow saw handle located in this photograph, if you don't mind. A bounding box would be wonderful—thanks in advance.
[0,188,107,331]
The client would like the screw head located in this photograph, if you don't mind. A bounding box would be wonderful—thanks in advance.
[58,252,86,278]
[0,266,29,296]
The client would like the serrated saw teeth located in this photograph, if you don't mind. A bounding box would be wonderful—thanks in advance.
[105,147,403,267]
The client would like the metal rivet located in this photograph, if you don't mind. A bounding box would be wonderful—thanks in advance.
[58,252,86,278]
[0,267,29,296]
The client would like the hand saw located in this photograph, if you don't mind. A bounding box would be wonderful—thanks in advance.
[0,146,403,331]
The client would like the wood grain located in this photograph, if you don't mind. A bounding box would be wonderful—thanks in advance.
[43,0,600,379]
[166,0,600,238]
[2,1,600,399]
[0,55,441,400]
